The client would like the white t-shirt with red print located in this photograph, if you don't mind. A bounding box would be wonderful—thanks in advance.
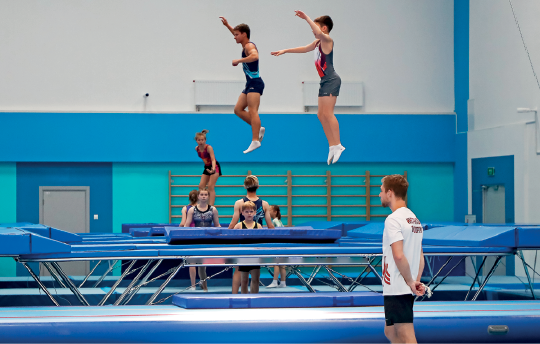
[382,207,423,296]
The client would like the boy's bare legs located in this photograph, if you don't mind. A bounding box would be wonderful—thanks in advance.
[198,267,208,291]
[234,93,264,153]
[232,269,241,294]
[250,269,260,294]
[240,271,250,294]
[189,267,197,289]
[318,95,344,164]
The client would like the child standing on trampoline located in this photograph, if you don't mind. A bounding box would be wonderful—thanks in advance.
[234,201,262,294]
[183,189,221,292]
[229,175,274,294]
[267,205,287,288]
[219,17,265,154]
[271,11,345,165]
[195,130,221,206]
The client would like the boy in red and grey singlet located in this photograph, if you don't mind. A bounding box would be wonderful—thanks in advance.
[271,11,345,165]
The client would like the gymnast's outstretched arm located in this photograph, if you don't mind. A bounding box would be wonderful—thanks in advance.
[219,16,235,36]
[294,10,331,42]
[271,39,318,56]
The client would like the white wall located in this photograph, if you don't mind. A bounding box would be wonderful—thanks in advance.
[469,0,540,277]
[0,0,454,113]
[469,0,540,222]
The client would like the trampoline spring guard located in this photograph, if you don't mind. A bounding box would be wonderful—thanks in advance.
[79,260,101,288]
[42,262,67,288]
[99,260,137,306]
[472,256,503,301]
[93,260,118,288]
[50,262,90,306]
[121,259,163,305]
[146,261,185,305]
[21,262,60,307]
[114,260,154,306]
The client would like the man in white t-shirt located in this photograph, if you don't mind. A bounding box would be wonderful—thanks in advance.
[379,174,425,344]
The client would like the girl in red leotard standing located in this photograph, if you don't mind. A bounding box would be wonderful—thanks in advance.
[195,130,222,206]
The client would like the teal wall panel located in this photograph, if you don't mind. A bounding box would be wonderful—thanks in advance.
[113,162,454,232]
[0,163,17,277]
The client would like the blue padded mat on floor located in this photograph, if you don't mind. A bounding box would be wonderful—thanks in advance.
[172,292,383,309]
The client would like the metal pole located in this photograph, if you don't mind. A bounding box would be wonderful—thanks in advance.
[114,260,154,306]
[146,261,185,305]
[307,266,322,285]
[93,260,118,288]
[290,266,316,293]
[22,262,60,306]
[50,262,90,306]
[98,260,137,306]
[518,251,537,300]
[79,260,101,288]
[418,256,466,301]
[472,256,503,301]
[324,266,348,292]
[42,262,67,288]
[465,256,487,301]
[424,256,454,288]
[369,263,383,283]
[348,258,380,292]
[121,259,163,305]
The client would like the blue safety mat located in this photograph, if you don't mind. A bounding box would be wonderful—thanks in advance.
[423,226,516,247]
[173,292,383,309]
[13,225,82,243]
[516,227,540,248]
[0,301,538,343]
[0,228,70,255]
[165,227,341,244]
[150,227,167,236]
[346,223,385,240]
[122,223,177,234]
[129,227,151,237]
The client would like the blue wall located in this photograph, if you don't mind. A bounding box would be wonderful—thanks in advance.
[16,162,113,232]
[453,0,469,222]
[0,113,456,163]
[471,155,515,224]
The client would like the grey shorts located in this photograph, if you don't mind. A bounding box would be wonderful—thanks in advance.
[319,75,341,97]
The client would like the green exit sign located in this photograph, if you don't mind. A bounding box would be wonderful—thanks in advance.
[487,167,495,177]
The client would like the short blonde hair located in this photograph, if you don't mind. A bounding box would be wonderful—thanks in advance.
[244,175,259,191]
[194,129,209,141]
[242,201,257,211]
